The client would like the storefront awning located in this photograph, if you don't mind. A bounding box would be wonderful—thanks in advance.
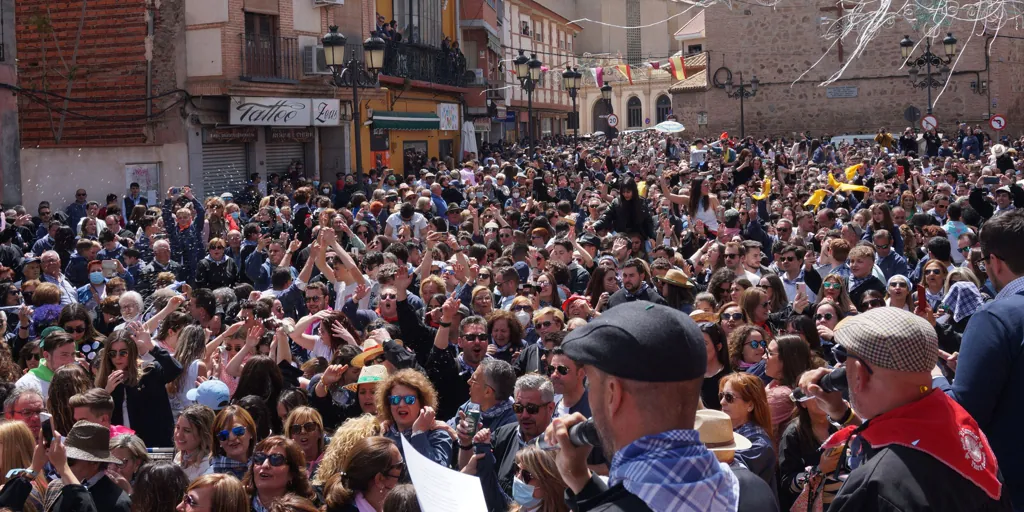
[371,111,441,130]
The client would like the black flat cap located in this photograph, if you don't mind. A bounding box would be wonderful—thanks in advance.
[562,302,706,382]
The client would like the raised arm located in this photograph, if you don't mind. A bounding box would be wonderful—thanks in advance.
[434,296,461,351]
[289,311,329,350]
[226,325,264,378]
[142,294,185,334]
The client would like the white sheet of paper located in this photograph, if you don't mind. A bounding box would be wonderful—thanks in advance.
[400,434,488,512]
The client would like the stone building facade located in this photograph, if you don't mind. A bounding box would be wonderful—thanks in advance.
[671,0,1024,138]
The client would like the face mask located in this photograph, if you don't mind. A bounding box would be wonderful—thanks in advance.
[230,211,240,221]
[89,272,105,285]
[512,476,541,508]
[312,180,320,188]
[476,192,484,198]
[321,188,331,196]
[515,311,531,328]
[512,192,520,199]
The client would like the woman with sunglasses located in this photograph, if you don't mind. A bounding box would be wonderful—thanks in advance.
[858,289,886,312]
[921,259,949,310]
[719,372,776,486]
[212,405,257,479]
[242,436,316,511]
[716,301,748,340]
[174,404,216,481]
[700,322,730,411]
[763,335,822,446]
[17,340,42,372]
[375,369,451,467]
[812,299,845,354]
[283,406,327,479]
[727,324,768,372]
[322,436,404,512]
[707,268,738,306]
[740,288,775,336]
[178,473,249,512]
[109,433,151,493]
[95,324,182,448]
[885,274,913,310]
[55,303,105,362]
[817,274,856,314]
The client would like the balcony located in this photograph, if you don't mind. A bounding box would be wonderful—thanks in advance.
[381,42,468,87]
[240,34,301,83]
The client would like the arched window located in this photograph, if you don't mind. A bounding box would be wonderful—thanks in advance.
[656,95,672,124]
[627,96,642,128]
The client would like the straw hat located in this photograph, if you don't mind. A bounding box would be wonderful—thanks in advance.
[655,268,694,289]
[695,410,751,462]
[991,144,1008,158]
[351,340,385,368]
[344,364,389,392]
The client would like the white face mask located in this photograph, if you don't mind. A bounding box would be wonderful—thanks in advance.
[515,311,531,328]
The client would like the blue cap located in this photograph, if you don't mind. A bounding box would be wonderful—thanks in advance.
[513,261,530,283]
[186,379,230,411]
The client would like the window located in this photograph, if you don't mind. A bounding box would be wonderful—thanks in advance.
[626,0,641,65]
[395,0,443,47]
[521,20,530,35]
[656,95,672,123]
[243,13,280,78]
[534,21,543,42]
[687,44,703,54]
[627,96,642,128]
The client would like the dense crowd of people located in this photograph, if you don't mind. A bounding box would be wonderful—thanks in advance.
[0,123,1021,512]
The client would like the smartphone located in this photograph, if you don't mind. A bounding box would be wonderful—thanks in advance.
[917,284,927,310]
[169,187,182,196]
[661,206,670,216]
[656,163,666,176]
[983,176,1000,185]
[797,282,807,296]
[745,196,752,209]
[42,420,54,448]
[102,260,116,278]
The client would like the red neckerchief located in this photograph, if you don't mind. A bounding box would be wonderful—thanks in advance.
[375,306,398,323]
[823,389,1001,500]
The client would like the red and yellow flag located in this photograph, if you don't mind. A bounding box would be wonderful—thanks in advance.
[668,56,688,80]
[615,64,633,85]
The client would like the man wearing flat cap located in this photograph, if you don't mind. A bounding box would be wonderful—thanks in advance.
[798,307,1011,511]
[544,302,739,511]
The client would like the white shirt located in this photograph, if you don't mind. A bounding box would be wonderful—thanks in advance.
[385,212,428,240]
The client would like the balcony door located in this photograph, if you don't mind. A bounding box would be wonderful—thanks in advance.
[245,13,279,79]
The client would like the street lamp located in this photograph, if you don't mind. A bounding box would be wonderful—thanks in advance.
[322,26,384,180]
[718,71,759,138]
[515,50,542,157]
[899,32,957,115]
[562,66,581,145]
[600,83,612,104]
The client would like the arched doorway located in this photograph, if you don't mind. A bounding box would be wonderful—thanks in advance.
[656,94,672,123]
[592,100,612,135]
[627,96,642,128]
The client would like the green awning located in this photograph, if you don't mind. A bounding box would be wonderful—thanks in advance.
[371,111,441,130]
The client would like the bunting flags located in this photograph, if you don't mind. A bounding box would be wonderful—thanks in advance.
[648,61,661,70]
[668,55,688,80]
[591,67,604,87]
[615,64,633,85]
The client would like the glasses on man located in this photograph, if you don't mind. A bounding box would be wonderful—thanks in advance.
[304,295,323,303]
[513,402,549,414]
[547,364,570,376]
[832,344,874,374]
[462,333,488,342]
[724,253,740,259]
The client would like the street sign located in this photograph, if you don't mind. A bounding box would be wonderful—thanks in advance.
[645,117,651,125]
[920,114,938,131]
[990,114,1007,131]
[904,106,921,123]
[607,114,619,128]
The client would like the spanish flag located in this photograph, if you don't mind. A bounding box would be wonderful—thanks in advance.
[805,189,829,209]
[668,56,688,80]
[828,173,870,194]
[844,163,865,181]
[751,178,771,201]
[616,64,633,85]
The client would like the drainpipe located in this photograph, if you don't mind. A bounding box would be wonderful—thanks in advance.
[145,0,156,118]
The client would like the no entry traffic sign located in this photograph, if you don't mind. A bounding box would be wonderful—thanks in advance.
[990,114,1007,131]
[920,115,938,131]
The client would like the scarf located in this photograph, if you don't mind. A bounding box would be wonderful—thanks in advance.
[943,281,985,322]
[375,306,398,323]
[29,362,54,383]
[481,398,514,422]
[823,389,1001,500]
[609,430,740,511]
[623,281,650,301]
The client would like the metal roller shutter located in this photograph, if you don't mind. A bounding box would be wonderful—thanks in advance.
[265,143,305,176]
[202,144,249,198]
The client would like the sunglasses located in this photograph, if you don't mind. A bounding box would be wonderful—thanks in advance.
[225,344,243,353]
[389,395,417,406]
[463,333,488,342]
[815,312,835,321]
[290,421,320,435]
[823,282,843,290]
[210,245,225,250]
[719,391,738,403]
[512,305,533,313]
[536,320,558,330]
[513,402,548,414]
[924,268,943,276]
[547,364,570,376]
[889,281,908,289]
[748,340,767,350]
[720,312,744,321]
[862,299,884,309]
[516,464,534,485]
[779,256,797,262]
[958,246,971,253]
[761,301,771,309]
[27,352,41,361]
[304,295,323,303]
[252,452,287,467]
[380,293,397,300]
[63,326,86,334]
[218,426,247,441]
[876,243,890,250]
[724,253,740,259]
[832,344,874,374]
[367,355,387,365]
[109,349,130,358]
[479,273,491,279]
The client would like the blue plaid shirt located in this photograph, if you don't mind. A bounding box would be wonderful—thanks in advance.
[609,430,739,511]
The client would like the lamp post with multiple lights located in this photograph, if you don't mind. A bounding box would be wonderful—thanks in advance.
[900,32,957,115]
[514,50,542,157]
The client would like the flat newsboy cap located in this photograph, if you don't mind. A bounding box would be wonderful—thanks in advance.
[834,306,937,373]
[561,302,706,382]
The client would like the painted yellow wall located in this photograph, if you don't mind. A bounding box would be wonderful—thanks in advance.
[443,0,456,40]
[353,91,463,176]
[375,0,393,23]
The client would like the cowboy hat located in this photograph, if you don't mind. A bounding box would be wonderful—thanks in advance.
[695,410,751,462]
[991,144,1008,158]
[343,364,389,392]
[63,421,124,464]
[655,268,694,289]
[351,339,385,368]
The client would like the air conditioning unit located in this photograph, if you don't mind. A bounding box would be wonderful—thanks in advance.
[314,0,343,6]
[302,46,332,75]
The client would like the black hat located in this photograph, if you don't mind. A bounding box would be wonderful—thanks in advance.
[447,202,463,214]
[561,302,706,382]
[578,233,600,248]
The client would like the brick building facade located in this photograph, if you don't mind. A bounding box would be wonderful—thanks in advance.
[671,1,1024,139]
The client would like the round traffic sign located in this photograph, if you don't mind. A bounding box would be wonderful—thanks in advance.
[990,114,1007,131]
[920,114,938,131]
[607,114,619,128]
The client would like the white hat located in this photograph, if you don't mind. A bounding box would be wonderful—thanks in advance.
[695,409,752,462]
[991,144,1008,158]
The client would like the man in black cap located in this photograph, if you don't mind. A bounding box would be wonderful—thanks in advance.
[545,302,739,511]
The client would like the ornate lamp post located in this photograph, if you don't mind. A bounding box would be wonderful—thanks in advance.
[900,32,957,115]
[322,26,385,178]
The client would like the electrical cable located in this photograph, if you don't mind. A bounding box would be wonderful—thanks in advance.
[0,82,189,104]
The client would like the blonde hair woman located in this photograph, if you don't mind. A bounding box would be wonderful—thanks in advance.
[283,406,327,478]
[177,473,249,512]
[511,443,569,512]
[0,421,46,512]
[312,414,382,486]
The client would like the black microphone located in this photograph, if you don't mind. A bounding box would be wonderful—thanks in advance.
[790,367,848,402]
[537,417,601,451]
